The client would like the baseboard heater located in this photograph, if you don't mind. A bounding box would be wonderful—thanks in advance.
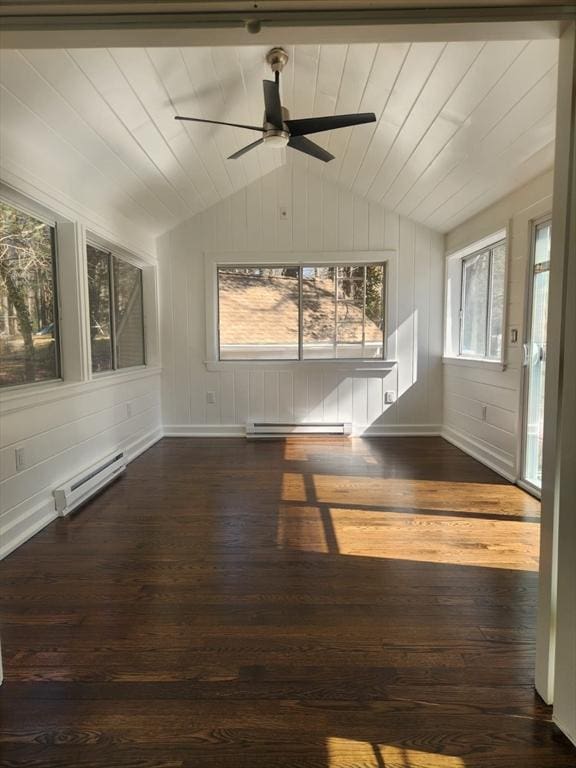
[53,451,126,517]
[246,422,352,439]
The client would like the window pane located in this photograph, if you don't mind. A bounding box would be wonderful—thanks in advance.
[0,202,59,387]
[113,257,145,368]
[461,251,489,357]
[218,267,299,360]
[87,245,113,373]
[534,221,551,265]
[364,264,385,358]
[302,266,336,359]
[488,244,506,360]
[303,264,384,359]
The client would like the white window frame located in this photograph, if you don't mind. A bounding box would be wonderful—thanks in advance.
[443,229,508,370]
[0,189,68,391]
[204,250,398,370]
[0,182,160,413]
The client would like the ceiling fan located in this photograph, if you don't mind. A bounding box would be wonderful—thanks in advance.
[174,47,376,162]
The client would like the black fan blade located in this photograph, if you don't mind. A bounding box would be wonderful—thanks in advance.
[263,80,283,128]
[228,138,264,160]
[286,113,376,137]
[288,136,334,163]
[175,116,264,132]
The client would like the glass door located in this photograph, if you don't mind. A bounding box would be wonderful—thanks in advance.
[521,219,551,492]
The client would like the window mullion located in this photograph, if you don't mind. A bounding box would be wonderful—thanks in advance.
[485,248,494,359]
[51,224,63,380]
[109,253,118,370]
[333,268,338,358]
[459,258,466,356]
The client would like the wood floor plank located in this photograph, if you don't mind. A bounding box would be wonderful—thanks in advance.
[1,437,574,768]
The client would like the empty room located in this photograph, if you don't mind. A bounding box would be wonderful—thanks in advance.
[1,2,575,767]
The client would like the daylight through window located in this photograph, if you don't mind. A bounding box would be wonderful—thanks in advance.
[0,201,60,388]
[217,263,386,361]
[87,243,145,373]
[459,241,506,361]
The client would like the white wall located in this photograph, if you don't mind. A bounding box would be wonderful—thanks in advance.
[158,161,444,435]
[0,171,163,559]
[442,170,554,480]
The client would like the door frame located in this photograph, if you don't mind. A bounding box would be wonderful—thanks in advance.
[518,213,552,499]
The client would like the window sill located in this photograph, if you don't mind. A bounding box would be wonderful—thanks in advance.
[205,360,397,372]
[442,356,506,372]
[0,366,162,415]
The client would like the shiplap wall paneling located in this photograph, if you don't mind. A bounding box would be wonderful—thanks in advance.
[0,374,161,558]
[442,170,554,480]
[159,164,444,434]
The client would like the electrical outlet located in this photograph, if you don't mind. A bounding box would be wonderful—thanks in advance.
[206,391,217,405]
[384,391,396,404]
[510,328,519,344]
[126,403,132,418]
[15,447,25,472]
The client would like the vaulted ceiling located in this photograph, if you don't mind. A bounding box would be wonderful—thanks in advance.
[0,39,557,236]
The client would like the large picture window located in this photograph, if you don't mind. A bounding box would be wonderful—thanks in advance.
[87,243,145,373]
[217,263,386,361]
[0,201,60,388]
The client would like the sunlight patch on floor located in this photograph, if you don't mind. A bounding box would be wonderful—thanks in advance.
[327,738,465,767]
[309,474,540,517]
[276,503,538,569]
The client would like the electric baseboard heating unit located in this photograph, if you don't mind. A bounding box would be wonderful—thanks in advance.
[53,451,126,517]
[246,422,352,440]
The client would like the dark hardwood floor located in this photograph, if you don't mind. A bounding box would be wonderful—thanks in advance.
[1,437,575,768]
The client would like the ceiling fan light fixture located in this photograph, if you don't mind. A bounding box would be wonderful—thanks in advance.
[264,131,289,149]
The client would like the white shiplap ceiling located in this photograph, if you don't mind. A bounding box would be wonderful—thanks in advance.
[0,40,558,236]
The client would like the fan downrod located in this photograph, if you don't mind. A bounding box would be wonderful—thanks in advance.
[266,47,289,74]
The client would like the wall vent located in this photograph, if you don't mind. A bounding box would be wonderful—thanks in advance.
[53,451,126,517]
[246,422,352,439]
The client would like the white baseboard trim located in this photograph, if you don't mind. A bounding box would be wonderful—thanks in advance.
[164,425,245,437]
[553,715,576,748]
[358,423,442,437]
[0,426,163,561]
[441,425,517,482]
[0,498,57,561]
[164,424,442,438]
[124,427,164,461]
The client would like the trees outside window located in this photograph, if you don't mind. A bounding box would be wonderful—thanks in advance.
[87,244,145,373]
[0,201,60,387]
[217,263,386,361]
